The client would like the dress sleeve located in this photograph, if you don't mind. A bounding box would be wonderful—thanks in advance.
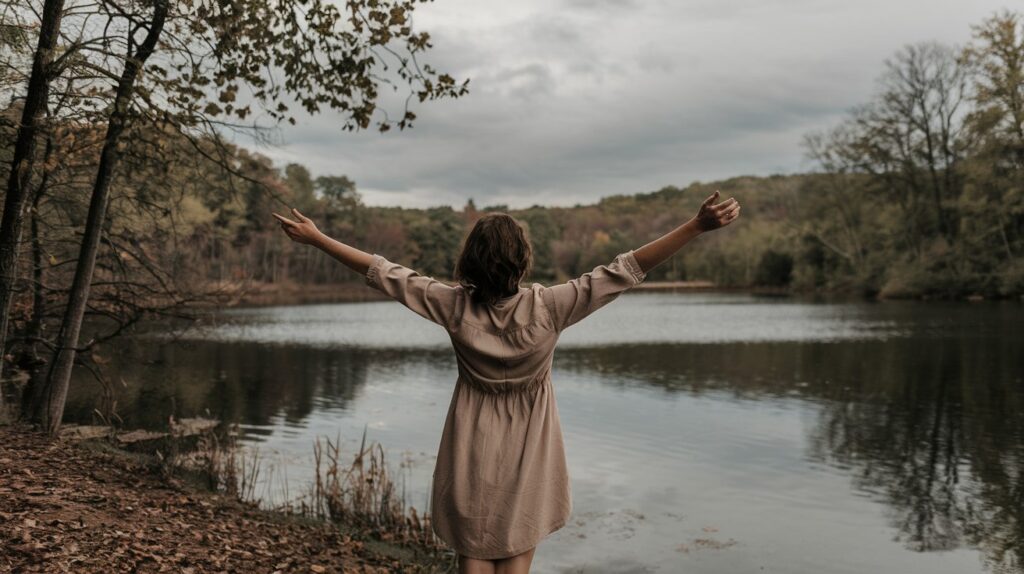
[541,250,647,332]
[365,254,460,329]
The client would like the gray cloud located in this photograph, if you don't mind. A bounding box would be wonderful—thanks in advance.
[241,0,1011,209]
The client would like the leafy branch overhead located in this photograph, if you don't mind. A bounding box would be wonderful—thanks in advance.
[156,0,470,132]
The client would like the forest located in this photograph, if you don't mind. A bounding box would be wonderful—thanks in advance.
[1,5,1022,434]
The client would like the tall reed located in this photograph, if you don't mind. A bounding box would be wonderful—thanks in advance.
[309,427,444,550]
[191,423,450,560]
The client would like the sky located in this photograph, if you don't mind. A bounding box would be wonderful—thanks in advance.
[244,0,1013,209]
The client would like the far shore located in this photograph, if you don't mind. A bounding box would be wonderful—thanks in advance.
[209,280,798,308]
[203,279,1019,309]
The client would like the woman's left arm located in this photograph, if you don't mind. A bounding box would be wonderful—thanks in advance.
[632,190,740,273]
[272,208,373,275]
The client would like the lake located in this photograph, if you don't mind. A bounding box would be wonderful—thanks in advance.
[64,292,1024,573]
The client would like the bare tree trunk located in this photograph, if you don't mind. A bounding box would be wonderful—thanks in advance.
[0,0,65,403]
[21,179,49,415]
[38,0,169,434]
[21,143,53,421]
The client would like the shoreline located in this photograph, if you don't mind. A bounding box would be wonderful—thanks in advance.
[214,280,801,308]
[0,424,451,573]
[211,280,1020,309]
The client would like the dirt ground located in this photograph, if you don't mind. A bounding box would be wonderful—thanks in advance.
[0,425,451,573]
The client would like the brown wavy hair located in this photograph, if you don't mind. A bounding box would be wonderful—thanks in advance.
[455,213,533,306]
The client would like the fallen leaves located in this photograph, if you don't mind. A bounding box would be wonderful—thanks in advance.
[0,425,444,573]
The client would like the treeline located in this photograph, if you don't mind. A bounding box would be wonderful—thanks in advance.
[168,11,1024,300]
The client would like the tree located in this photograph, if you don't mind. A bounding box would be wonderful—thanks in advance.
[317,175,361,214]
[284,164,317,212]
[967,11,1024,168]
[38,0,171,433]
[9,0,468,433]
[754,249,794,287]
[806,41,974,296]
[863,43,969,247]
[963,10,1024,284]
[0,0,65,394]
[409,206,462,278]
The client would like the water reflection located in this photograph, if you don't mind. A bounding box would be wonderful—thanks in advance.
[63,296,1023,572]
[556,337,1024,572]
[67,343,454,431]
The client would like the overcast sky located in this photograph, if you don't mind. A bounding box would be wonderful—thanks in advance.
[245,0,1012,209]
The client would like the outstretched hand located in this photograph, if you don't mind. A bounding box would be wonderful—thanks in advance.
[694,190,741,232]
[272,208,322,245]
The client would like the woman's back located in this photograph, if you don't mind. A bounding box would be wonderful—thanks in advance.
[364,250,647,559]
[367,250,645,390]
[274,190,740,569]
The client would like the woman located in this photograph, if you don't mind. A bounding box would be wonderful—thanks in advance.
[273,190,740,574]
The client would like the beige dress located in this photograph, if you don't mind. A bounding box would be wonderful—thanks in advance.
[365,250,647,559]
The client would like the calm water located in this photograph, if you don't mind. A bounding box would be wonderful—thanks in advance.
[65,293,1024,573]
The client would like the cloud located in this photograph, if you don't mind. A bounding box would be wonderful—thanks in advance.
[240,0,1010,209]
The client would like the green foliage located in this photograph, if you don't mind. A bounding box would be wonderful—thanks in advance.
[755,250,794,287]
[516,208,558,280]
[284,164,317,211]
[409,207,462,278]
[316,176,360,212]
[999,257,1024,296]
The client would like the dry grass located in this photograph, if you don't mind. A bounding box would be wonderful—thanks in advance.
[201,427,262,504]
[307,427,444,551]
[184,423,449,560]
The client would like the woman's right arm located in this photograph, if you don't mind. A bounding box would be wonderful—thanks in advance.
[272,208,374,275]
[272,208,458,328]
[632,190,740,273]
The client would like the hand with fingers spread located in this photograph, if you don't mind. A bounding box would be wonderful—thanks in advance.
[272,208,323,245]
[694,190,741,232]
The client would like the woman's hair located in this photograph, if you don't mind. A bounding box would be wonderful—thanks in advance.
[455,213,533,306]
